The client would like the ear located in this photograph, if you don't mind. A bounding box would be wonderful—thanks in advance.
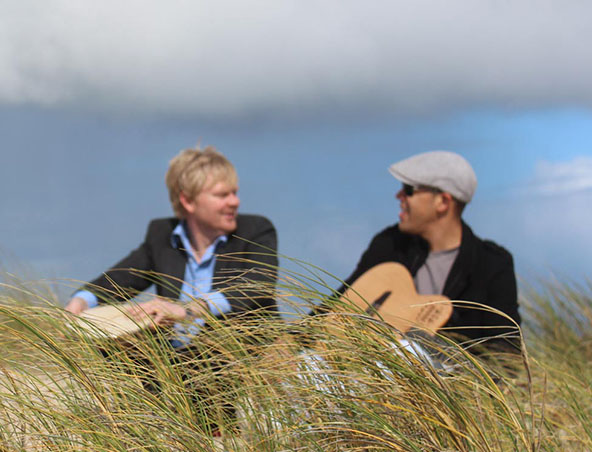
[179,192,195,215]
[435,192,453,215]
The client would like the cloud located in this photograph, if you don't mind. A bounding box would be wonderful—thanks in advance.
[0,0,591,116]
[528,157,592,195]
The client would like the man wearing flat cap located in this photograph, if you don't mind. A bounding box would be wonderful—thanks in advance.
[341,151,520,352]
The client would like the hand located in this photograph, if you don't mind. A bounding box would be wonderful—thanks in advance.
[65,297,89,315]
[184,298,210,319]
[127,298,188,326]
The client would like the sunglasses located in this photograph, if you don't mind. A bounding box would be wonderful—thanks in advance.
[402,183,442,197]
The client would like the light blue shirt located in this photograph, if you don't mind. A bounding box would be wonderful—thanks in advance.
[73,221,232,347]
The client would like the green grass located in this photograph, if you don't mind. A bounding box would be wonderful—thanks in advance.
[0,265,590,451]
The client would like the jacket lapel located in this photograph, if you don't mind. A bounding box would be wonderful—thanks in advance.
[212,235,232,291]
[158,233,188,300]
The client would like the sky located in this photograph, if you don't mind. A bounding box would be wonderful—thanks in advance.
[1,1,591,309]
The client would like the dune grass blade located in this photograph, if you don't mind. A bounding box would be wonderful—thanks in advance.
[0,261,590,450]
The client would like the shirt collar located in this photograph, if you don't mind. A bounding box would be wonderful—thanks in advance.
[171,221,228,262]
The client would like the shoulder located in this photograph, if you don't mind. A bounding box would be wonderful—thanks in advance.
[357,223,421,264]
[226,214,277,252]
[145,217,180,239]
[464,223,514,267]
[235,214,275,236]
[481,239,514,265]
[370,224,399,243]
[368,223,416,249]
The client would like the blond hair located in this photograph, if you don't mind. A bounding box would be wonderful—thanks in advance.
[165,146,238,218]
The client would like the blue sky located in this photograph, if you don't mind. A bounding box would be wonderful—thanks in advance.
[1,1,591,306]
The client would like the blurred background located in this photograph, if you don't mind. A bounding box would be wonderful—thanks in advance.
[1,1,591,309]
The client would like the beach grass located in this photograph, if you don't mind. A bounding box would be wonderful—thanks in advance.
[0,266,590,451]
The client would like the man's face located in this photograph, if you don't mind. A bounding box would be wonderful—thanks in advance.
[186,179,240,236]
[396,184,441,236]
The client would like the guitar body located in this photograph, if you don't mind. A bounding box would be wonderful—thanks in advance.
[338,262,452,335]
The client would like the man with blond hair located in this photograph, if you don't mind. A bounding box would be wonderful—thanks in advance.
[66,146,278,347]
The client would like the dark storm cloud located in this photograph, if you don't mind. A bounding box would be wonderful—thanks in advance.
[1,1,590,116]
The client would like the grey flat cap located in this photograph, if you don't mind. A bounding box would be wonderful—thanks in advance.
[388,151,477,203]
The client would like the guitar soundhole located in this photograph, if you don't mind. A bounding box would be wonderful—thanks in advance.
[366,290,392,315]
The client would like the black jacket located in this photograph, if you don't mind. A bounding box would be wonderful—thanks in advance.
[81,214,278,317]
[340,221,520,349]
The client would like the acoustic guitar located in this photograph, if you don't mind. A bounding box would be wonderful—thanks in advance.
[257,262,454,382]
[337,262,452,335]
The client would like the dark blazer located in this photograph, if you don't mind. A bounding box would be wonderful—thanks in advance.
[339,221,520,350]
[81,214,278,317]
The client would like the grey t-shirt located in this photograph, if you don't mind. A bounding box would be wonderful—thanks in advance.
[414,247,459,295]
